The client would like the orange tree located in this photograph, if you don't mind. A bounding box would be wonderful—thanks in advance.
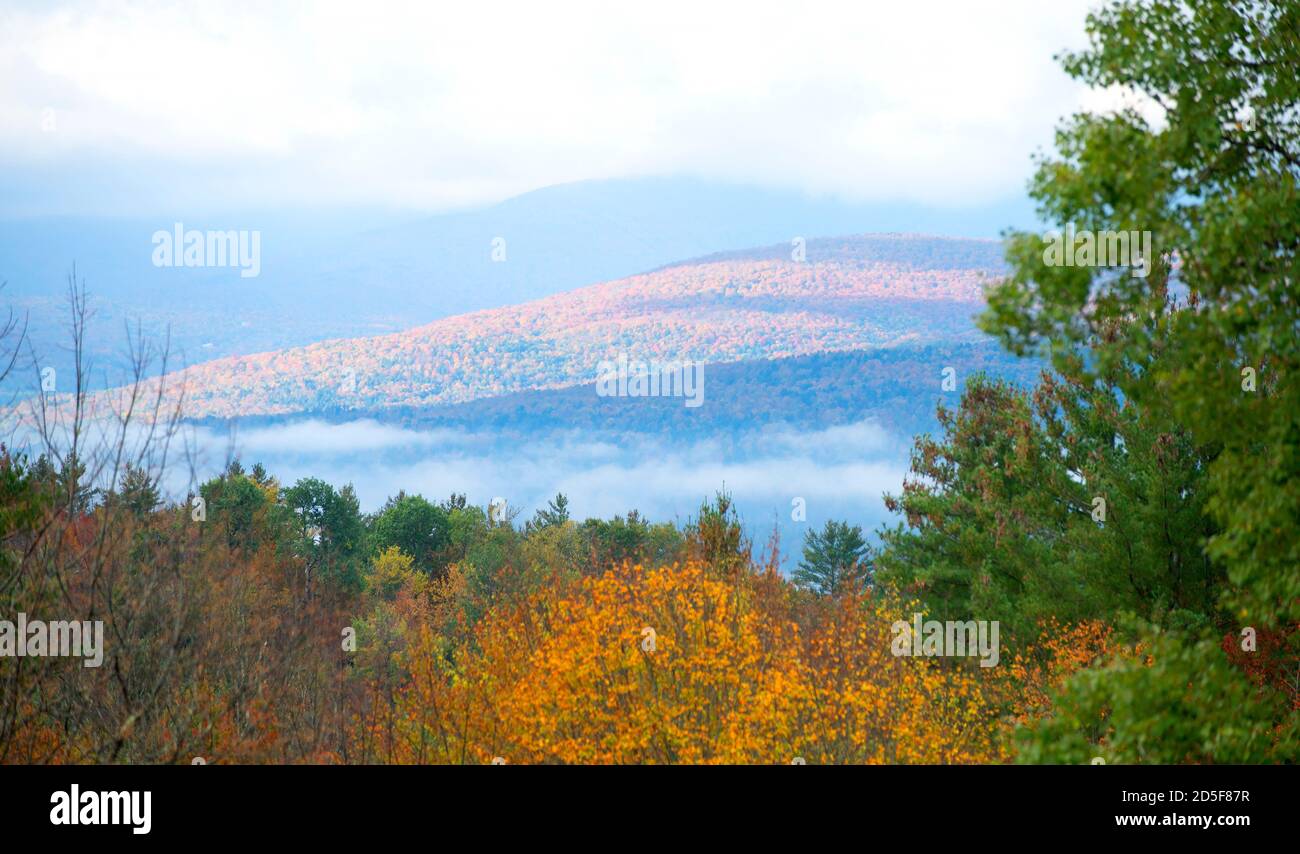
[362,560,1004,764]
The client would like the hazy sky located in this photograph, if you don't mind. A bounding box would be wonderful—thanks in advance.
[1,0,1103,216]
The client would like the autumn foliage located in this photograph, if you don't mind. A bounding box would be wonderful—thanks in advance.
[356,560,1003,765]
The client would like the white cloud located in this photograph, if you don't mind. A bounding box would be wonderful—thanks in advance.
[177,418,909,531]
[232,418,457,455]
[4,412,914,568]
[0,0,1102,214]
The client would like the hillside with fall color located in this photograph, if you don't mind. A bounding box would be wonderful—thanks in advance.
[87,234,1002,421]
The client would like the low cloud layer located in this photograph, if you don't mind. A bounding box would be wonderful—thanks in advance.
[184,418,911,560]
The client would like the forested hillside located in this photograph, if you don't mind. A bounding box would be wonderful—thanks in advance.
[213,343,1037,440]
[53,234,1001,421]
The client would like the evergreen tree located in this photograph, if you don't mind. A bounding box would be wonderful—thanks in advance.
[794,520,871,595]
[114,463,161,516]
[877,351,1221,642]
[54,450,95,514]
[529,493,570,531]
[973,0,1299,761]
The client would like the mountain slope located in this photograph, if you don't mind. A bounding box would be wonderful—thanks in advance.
[2,177,1032,391]
[205,344,1040,441]
[131,233,1004,420]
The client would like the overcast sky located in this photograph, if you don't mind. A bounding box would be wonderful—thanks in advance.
[0,0,1104,216]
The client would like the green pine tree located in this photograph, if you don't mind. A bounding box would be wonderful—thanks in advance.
[794,520,871,595]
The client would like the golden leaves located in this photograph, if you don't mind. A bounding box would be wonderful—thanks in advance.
[366,562,1004,764]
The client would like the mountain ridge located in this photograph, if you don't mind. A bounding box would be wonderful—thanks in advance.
[23,233,1009,427]
[2,177,1031,392]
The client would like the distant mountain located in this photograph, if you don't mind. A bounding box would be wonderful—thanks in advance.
[328,176,1032,315]
[0,177,1033,390]
[66,233,1008,422]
